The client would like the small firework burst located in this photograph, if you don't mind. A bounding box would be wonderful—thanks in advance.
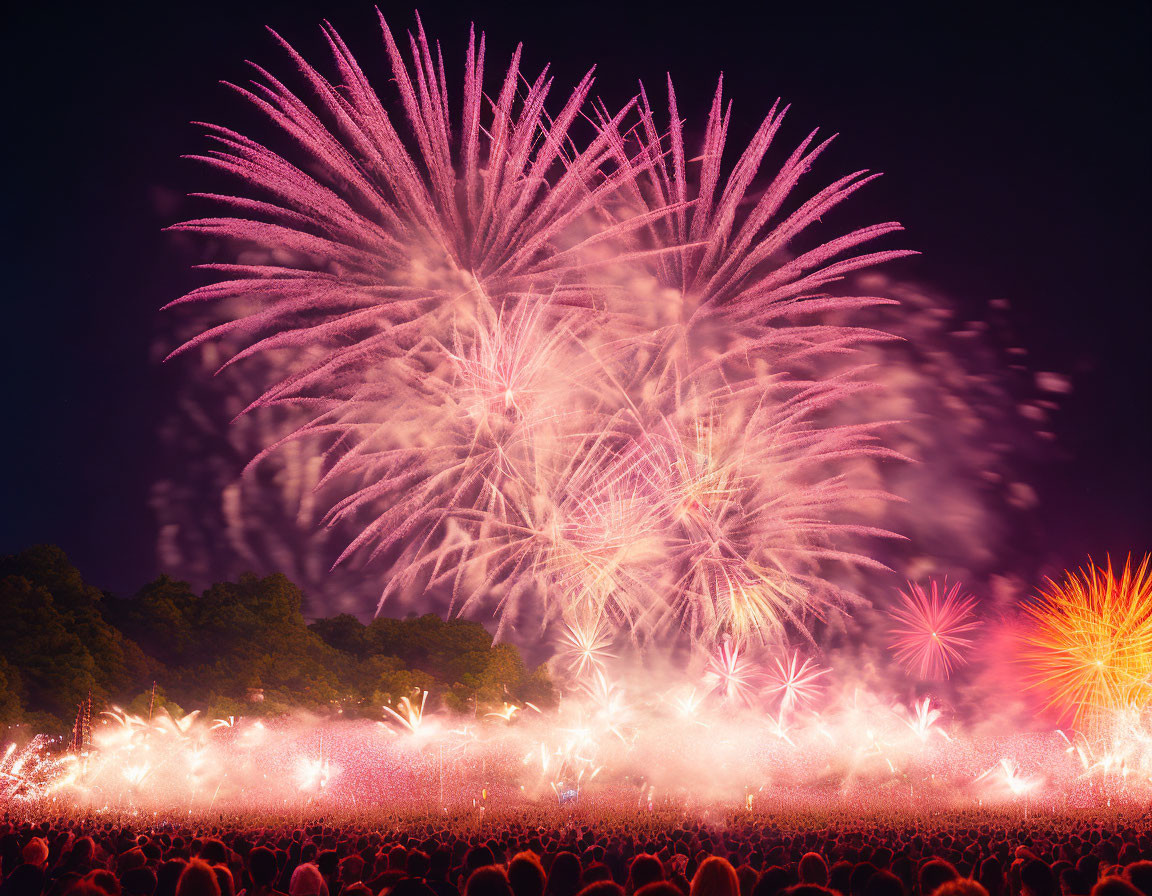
[579,670,632,743]
[664,686,708,725]
[765,650,828,714]
[296,755,335,794]
[903,697,951,743]
[704,637,762,705]
[1021,554,1152,730]
[382,691,430,736]
[888,580,981,679]
[976,757,1040,798]
[558,615,617,678]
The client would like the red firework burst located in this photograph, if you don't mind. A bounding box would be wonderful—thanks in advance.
[888,580,981,679]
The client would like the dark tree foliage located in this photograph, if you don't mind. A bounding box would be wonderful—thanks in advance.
[0,546,148,731]
[1,546,556,733]
[310,613,556,713]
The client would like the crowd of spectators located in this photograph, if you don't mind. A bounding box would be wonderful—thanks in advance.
[1,813,1149,896]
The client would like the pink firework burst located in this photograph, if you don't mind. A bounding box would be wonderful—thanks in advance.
[888,580,981,679]
[168,12,913,644]
[558,615,617,679]
[765,650,828,714]
[704,637,762,705]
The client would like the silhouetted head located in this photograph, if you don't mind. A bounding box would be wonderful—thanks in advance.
[177,860,221,896]
[510,852,547,896]
[691,857,739,896]
[123,867,158,896]
[200,842,228,867]
[288,864,325,896]
[23,838,49,868]
[1124,864,1152,896]
[865,871,904,896]
[629,856,664,895]
[1021,862,1058,896]
[467,848,497,877]
[933,881,989,896]
[213,865,235,896]
[547,854,583,896]
[468,867,514,896]
[919,861,958,896]
[793,855,825,889]
[1091,880,1142,896]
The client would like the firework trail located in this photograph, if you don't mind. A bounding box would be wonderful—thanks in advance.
[1021,554,1152,731]
[888,580,981,679]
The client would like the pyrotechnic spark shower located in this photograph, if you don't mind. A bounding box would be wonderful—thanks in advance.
[7,653,1152,815]
[383,691,430,736]
[167,12,913,646]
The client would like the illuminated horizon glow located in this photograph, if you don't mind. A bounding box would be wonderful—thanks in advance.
[5,660,1152,814]
[765,650,828,715]
[5,569,1152,815]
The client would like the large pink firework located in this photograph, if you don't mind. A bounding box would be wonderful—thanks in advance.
[888,580,982,679]
[168,13,913,644]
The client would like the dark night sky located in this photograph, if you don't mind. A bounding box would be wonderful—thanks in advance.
[3,1,1149,597]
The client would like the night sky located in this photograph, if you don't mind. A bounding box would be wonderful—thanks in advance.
[4,1,1149,598]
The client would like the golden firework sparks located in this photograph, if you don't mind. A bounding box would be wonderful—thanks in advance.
[1021,554,1152,730]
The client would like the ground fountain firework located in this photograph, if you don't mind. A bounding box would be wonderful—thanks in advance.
[3,653,1152,817]
[3,559,1152,816]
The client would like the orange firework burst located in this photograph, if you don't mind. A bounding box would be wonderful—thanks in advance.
[1021,554,1152,730]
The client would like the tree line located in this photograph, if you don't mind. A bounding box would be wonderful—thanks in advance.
[0,545,555,734]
